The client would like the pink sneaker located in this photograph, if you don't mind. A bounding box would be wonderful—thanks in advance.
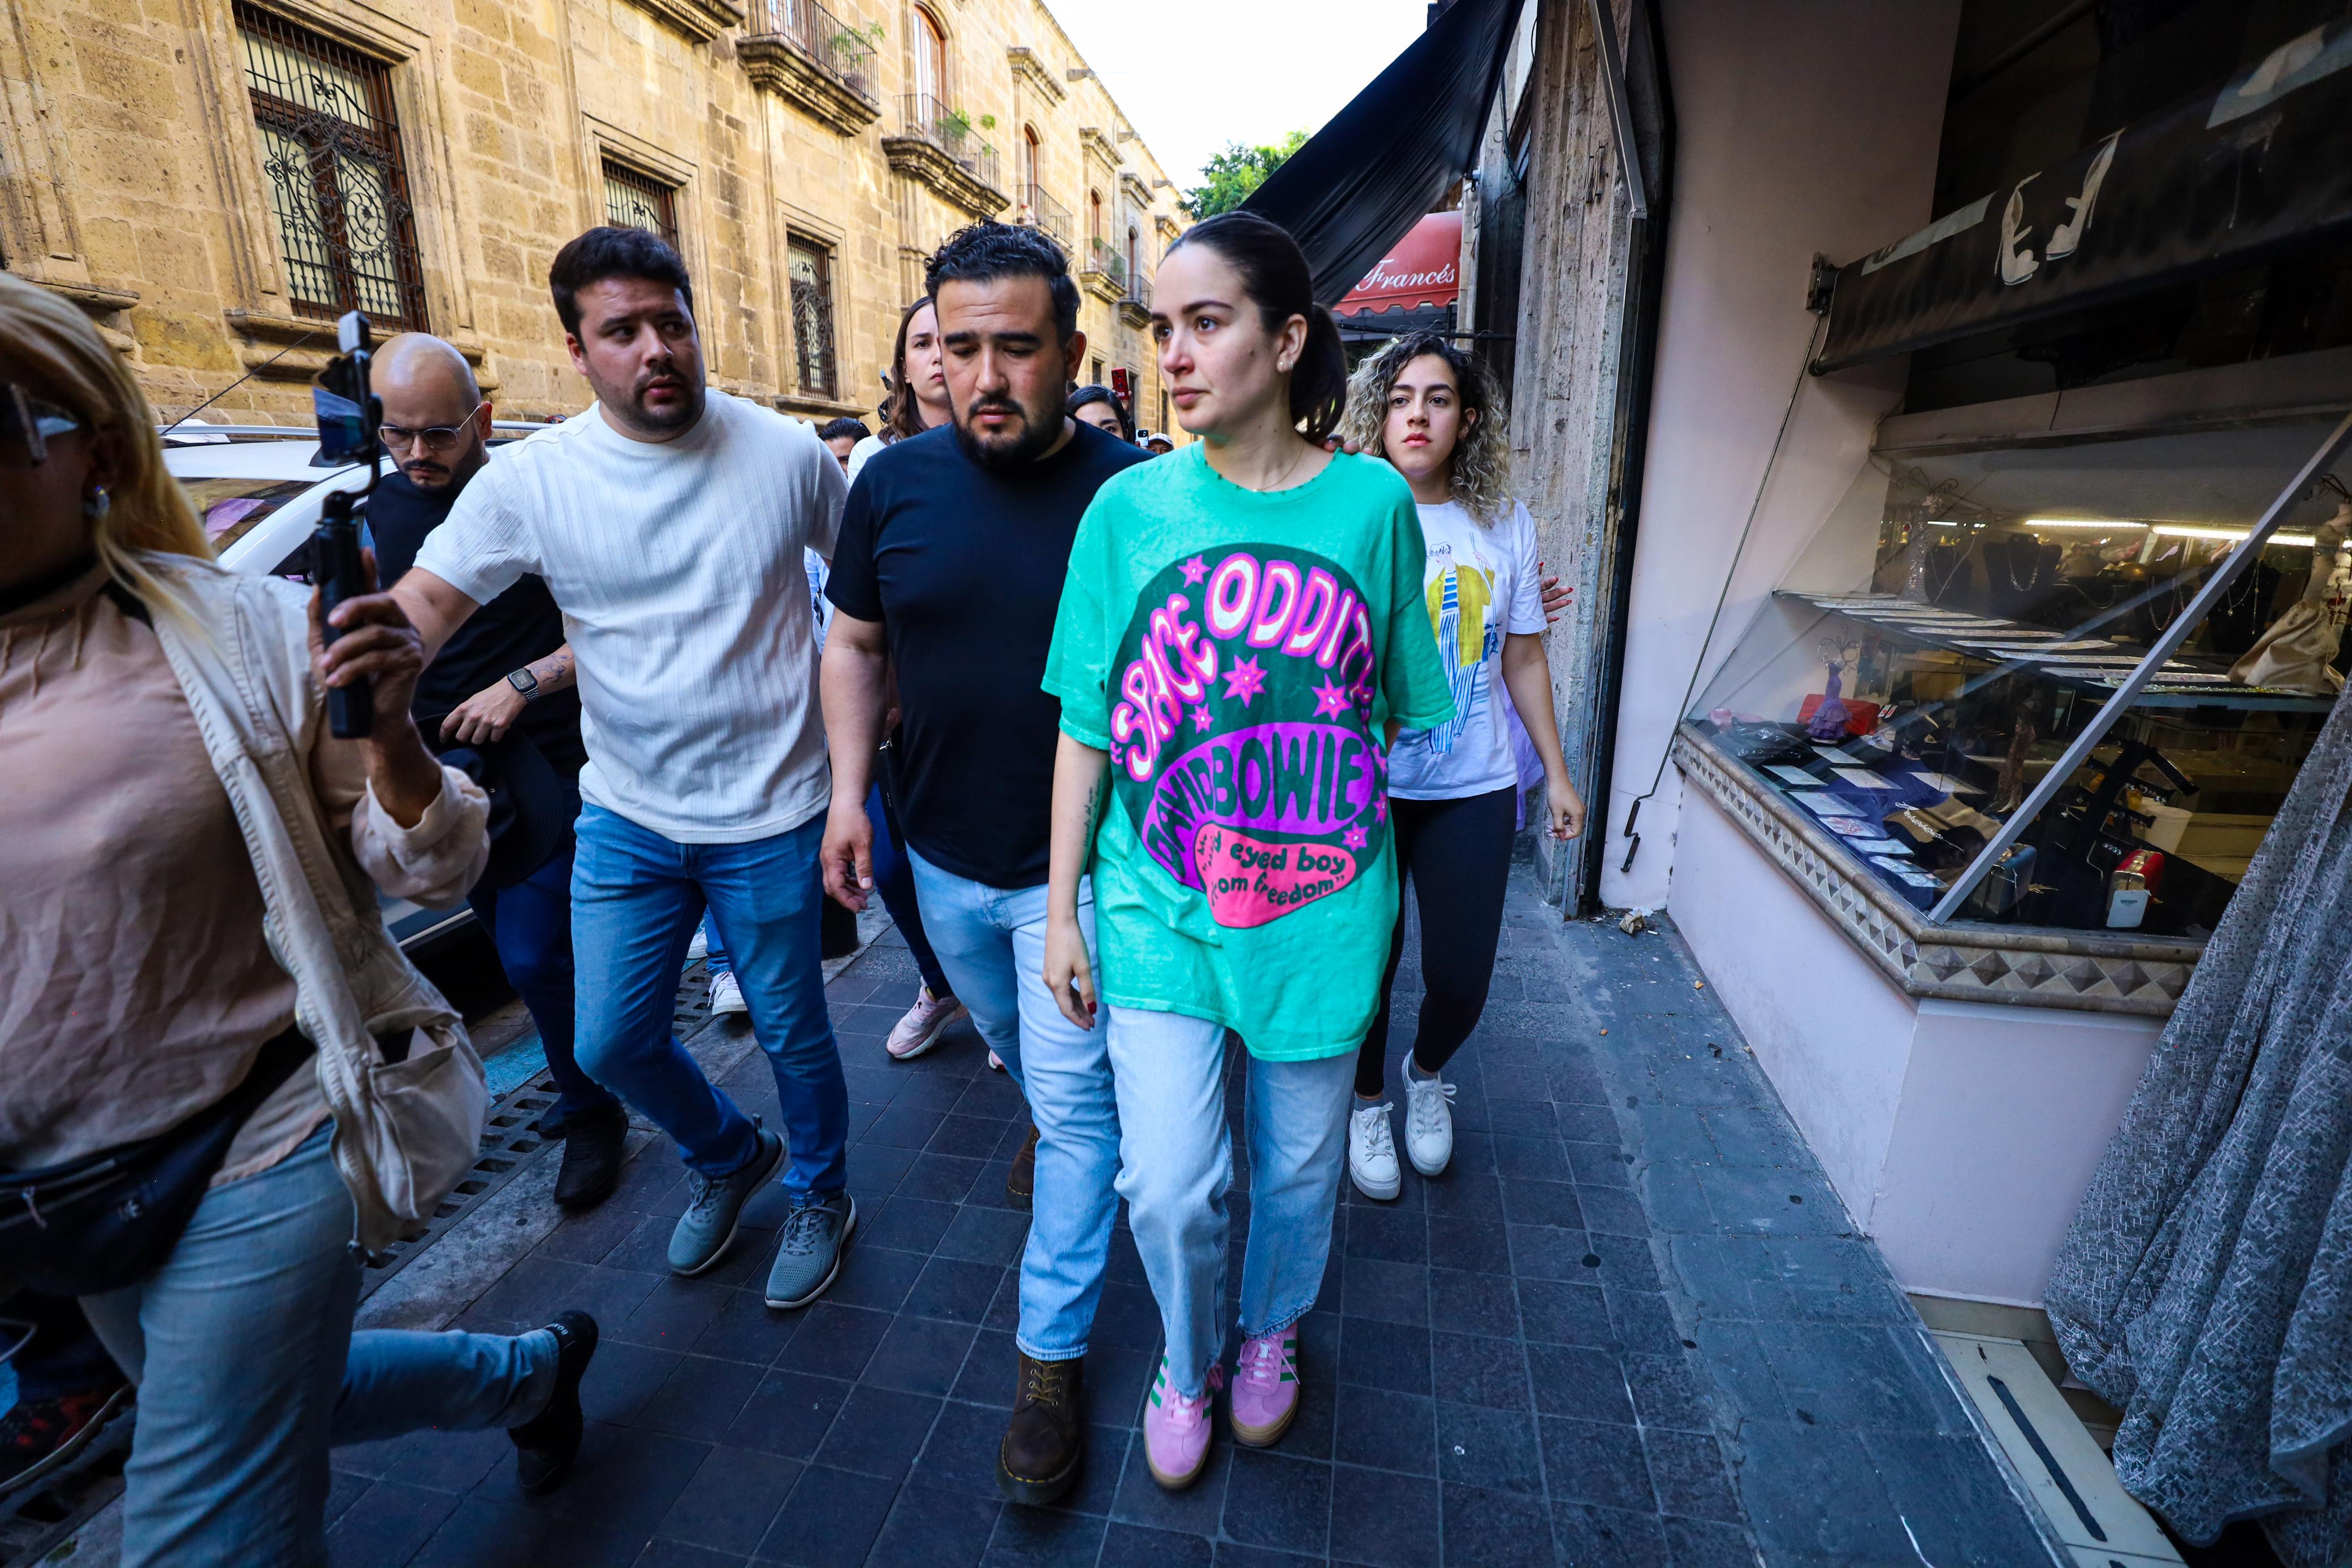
[885,987,966,1060]
[1143,1355,1222,1490]
[1230,1329,1300,1446]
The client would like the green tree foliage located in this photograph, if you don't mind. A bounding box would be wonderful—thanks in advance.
[1183,129,1311,219]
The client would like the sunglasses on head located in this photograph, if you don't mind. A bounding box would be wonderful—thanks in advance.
[1,384,86,466]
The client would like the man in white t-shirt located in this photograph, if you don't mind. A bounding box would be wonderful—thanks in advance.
[392,227,856,1310]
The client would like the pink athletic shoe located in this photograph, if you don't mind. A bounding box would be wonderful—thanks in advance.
[1143,1355,1222,1490]
[1230,1329,1300,1447]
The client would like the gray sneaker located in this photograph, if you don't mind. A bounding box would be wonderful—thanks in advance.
[764,1191,857,1309]
[667,1127,784,1276]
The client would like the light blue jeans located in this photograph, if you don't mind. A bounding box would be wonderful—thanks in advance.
[1104,1008,1356,1398]
[905,847,1118,1362]
[79,1125,557,1568]
[571,804,848,1194]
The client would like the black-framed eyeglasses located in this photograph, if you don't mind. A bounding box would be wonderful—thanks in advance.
[376,402,485,453]
[1,384,86,468]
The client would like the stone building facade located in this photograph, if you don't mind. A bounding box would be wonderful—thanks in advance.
[0,0,1188,430]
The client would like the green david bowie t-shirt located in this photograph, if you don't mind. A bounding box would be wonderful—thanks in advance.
[1043,446,1454,1061]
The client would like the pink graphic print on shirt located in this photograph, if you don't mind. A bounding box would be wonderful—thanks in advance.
[1106,545,1387,928]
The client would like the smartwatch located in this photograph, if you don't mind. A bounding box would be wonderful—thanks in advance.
[505,668,540,701]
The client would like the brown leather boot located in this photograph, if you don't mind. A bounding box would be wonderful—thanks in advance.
[996,1352,1083,1505]
[1006,1125,1039,1211]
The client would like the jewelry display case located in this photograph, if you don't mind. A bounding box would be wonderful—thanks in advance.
[1683,414,2347,951]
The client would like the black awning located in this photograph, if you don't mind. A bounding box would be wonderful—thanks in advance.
[1243,0,1520,306]
[1813,17,2352,375]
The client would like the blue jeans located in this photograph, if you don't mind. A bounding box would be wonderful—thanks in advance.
[906,847,1117,1362]
[571,804,848,1195]
[467,835,620,1125]
[707,783,948,998]
[1105,1009,1356,1398]
[80,1127,557,1568]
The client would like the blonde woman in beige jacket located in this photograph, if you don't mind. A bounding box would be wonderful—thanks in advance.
[0,274,597,1567]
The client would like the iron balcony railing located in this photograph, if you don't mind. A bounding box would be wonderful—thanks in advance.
[1123,271,1151,313]
[899,94,1000,191]
[745,0,877,104]
[1021,184,1072,250]
[1084,237,1127,285]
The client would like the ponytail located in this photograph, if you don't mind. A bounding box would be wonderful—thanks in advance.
[1170,212,1348,444]
[1293,304,1348,444]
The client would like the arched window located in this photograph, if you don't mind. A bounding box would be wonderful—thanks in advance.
[1126,224,1140,283]
[1089,189,1103,246]
[912,5,945,109]
[1023,124,1040,195]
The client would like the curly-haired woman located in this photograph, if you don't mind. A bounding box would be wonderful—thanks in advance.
[1334,331,1586,1198]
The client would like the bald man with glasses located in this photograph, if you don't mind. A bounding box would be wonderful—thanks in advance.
[367,333,630,1210]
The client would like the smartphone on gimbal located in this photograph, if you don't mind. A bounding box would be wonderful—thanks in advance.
[310,311,382,739]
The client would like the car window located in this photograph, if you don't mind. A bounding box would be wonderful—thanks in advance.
[179,477,313,554]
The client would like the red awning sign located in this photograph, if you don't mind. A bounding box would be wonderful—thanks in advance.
[1335,211,1462,317]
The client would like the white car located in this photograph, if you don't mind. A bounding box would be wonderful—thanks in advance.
[163,421,546,947]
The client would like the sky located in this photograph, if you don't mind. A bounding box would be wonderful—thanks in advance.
[1045,0,1431,196]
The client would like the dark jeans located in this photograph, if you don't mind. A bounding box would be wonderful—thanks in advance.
[1356,787,1519,1098]
[867,778,950,998]
[466,835,620,1126]
[710,779,950,998]
[7,1289,122,1403]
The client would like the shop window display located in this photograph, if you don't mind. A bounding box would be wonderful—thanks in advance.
[1689,416,2350,938]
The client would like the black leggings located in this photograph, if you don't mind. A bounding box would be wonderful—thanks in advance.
[1356,786,1518,1098]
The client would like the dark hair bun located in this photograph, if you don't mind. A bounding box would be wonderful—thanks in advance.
[1170,212,1347,444]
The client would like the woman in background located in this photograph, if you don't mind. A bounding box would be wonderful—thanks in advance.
[1334,331,1585,1200]
[1067,383,1136,444]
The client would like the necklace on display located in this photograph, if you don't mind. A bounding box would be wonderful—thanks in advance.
[2000,537,2048,595]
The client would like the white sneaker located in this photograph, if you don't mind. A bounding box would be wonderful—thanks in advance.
[1349,1101,1400,1200]
[886,987,967,1060]
[1403,1065,1457,1177]
[709,970,747,1015]
[685,925,709,964]
[988,1050,1006,1073]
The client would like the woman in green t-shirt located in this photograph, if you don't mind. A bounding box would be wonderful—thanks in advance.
[1040,213,1454,1492]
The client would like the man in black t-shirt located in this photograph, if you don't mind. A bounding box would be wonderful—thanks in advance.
[821,224,1147,1508]
[369,334,626,1211]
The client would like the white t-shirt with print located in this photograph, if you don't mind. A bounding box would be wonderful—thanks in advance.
[1388,498,1546,800]
[417,389,846,843]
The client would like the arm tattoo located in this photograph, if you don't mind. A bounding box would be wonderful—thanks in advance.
[1079,774,1105,865]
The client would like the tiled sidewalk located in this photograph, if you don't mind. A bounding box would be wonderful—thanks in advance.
[324,867,2059,1567]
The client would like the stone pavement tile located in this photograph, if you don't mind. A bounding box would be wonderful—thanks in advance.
[862,1196,956,1255]
[1331,1383,1437,1476]
[1326,1464,1441,1568]
[1661,1515,1756,1568]
[723,1369,850,1458]
[1538,1415,1655,1513]
[863,1484,998,1568]
[811,1385,942,1481]
[1728,1422,1913,1562]
[1110,1430,1231,1537]
[1640,1429,1741,1524]
[617,1276,736,1353]
[1433,1215,1512,1275]
[635,1539,748,1567]
[1430,1329,1530,1410]
[1429,1266,1519,1340]
[325,1479,464,1568]
[775,1302,892,1381]
[1342,1258,1431,1327]
[1622,1352,1715,1434]
[639,1351,762,1442]
[982,1502,1109,1567]
[655,1445,799,1556]
[864,1313,979,1397]
[1550,1500,1670,1567]
[1858,1429,2057,1568]
[1339,1315,1432,1394]
[1524,1342,1633,1425]
[1221,1447,1333,1558]
[905,1257,1008,1324]
[524,1423,712,1533]
[693,1286,803,1366]
[409,1497,649,1567]
[1100,1522,1213,1567]
[756,1463,897,1564]
[1667,1236,1792,1322]
[1515,1279,1615,1349]
[825,1244,927,1314]
[1434,1401,1542,1493]
[1750,1323,1952,1433]
[1437,1483,1550,1568]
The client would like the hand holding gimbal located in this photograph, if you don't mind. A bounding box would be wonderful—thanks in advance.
[312,311,383,738]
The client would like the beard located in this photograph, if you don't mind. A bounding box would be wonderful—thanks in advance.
[952,393,1063,471]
